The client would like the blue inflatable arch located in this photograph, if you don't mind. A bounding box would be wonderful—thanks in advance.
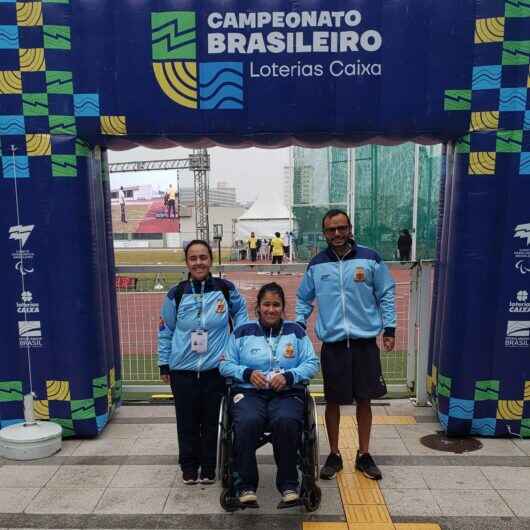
[0,0,529,437]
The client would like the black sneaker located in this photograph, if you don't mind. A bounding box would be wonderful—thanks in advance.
[182,469,198,484]
[200,467,215,484]
[355,451,382,480]
[319,452,343,480]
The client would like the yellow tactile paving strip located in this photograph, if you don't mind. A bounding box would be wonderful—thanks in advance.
[303,415,440,530]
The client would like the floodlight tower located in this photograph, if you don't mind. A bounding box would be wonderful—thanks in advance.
[189,148,210,242]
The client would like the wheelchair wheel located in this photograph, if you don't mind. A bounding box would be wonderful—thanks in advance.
[305,393,320,482]
[220,488,239,512]
[216,396,231,487]
[303,484,322,512]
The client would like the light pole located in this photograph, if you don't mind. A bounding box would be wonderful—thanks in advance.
[213,223,223,277]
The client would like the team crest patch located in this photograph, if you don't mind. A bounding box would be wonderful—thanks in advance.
[159,317,165,331]
[354,266,365,282]
[283,343,295,358]
[216,299,226,313]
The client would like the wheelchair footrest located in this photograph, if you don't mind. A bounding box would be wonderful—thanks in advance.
[277,499,302,510]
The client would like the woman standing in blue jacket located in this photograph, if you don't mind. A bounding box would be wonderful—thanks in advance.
[158,240,248,485]
[220,283,319,506]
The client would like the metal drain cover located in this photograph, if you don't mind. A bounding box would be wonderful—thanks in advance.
[420,432,483,454]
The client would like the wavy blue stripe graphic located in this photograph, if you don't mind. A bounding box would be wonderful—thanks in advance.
[524,111,530,130]
[200,76,244,99]
[199,63,243,110]
[499,88,527,111]
[0,25,18,49]
[471,418,496,436]
[200,68,243,90]
[520,152,530,174]
[472,65,501,90]
[449,398,474,420]
[74,94,100,117]
[2,156,30,179]
[0,116,25,135]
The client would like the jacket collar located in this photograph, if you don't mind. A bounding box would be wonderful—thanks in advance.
[326,239,357,261]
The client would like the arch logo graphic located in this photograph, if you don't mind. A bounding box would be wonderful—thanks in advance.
[151,11,244,110]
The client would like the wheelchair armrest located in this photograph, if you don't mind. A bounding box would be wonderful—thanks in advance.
[300,379,310,386]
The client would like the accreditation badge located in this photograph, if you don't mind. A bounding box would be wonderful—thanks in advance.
[354,266,365,282]
[191,329,208,353]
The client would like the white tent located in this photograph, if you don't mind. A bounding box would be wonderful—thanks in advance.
[236,191,290,240]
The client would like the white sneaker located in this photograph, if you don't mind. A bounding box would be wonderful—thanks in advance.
[239,490,257,504]
[281,489,299,503]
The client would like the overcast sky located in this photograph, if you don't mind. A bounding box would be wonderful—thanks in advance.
[108,146,290,203]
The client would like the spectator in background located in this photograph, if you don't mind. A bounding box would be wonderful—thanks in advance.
[282,231,291,261]
[397,229,412,262]
[247,232,258,262]
[167,184,177,219]
[259,238,269,260]
[270,232,284,274]
[119,186,127,224]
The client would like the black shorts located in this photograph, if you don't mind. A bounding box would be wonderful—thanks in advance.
[321,338,387,404]
[272,255,283,264]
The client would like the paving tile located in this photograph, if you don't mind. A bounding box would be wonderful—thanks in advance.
[0,488,39,512]
[338,472,380,490]
[419,465,491,490]
[370,437,410,456]
[432,489,513,516]
[371,425,400,439]
[347,525,394,530]
[99,423,145,438]
[395,423,443,436]
[481,466,530,490]
[46,465,119,488]
[302,521,348,530]
[94,487,170,514]
[382,488,441,517]
[114,406,174,418]
[379,466,427,489]
[498,489,530,517]
[344,504,391,523]
[25,487,105,514]
[340,486,385,505]
[130,438,178,456]
[163,485,226,514]
[71,439,135,457]
[394,523,440,530]
[0,465,59,487]
[398,435,454,457]
[466,439,525,457]
[373,416,416,425]
[57,440,82,456]
[110,465,177,488]
[513,439,530,456]
[141,423,179,439]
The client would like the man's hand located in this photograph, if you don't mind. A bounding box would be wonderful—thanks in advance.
[270,373,287,392]
[382,336,395,352]
[250,371,268,389]
[161,374,170,384]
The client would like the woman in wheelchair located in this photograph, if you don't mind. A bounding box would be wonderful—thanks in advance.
[219,282,319,506]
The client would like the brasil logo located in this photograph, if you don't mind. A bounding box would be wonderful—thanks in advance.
[152,11,244,110]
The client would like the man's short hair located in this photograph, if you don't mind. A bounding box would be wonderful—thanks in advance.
[322,209,352,231]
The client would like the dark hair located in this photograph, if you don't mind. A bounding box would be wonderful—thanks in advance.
[322,209,352,231]
[275,232,280,237]
[184,239,213,260]
[255,282,286,315]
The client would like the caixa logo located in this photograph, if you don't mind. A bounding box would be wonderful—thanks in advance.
[152,11,244,110]
[17,290,39,314]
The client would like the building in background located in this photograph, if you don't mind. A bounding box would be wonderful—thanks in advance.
[283,165,292,208]
[178,181,238,207]
[291,145,442,261]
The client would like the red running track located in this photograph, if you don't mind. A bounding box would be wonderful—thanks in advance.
[136,199,180,233]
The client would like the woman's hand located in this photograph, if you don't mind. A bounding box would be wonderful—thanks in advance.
[160,374,170,384]
[270,373,287,392]
[250,370,268,389]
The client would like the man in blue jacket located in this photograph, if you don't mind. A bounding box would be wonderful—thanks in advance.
[296,209,396,481]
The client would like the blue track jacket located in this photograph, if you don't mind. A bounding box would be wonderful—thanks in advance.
[158,276,248,373]
[296,242,396,343]
[219,320,319,388]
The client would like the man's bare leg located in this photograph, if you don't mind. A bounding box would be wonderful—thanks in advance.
[356,399,372,453]
[325,402,340,454]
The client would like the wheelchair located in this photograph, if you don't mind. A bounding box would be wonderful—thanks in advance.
[216,379,322,512]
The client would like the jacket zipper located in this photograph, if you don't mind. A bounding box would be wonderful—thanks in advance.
[333,248,352,348]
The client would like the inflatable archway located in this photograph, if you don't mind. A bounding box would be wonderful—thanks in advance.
[1,1,529,438]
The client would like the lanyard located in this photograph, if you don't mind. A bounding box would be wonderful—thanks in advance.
[190,280,206,329]
[259,323,283,372]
